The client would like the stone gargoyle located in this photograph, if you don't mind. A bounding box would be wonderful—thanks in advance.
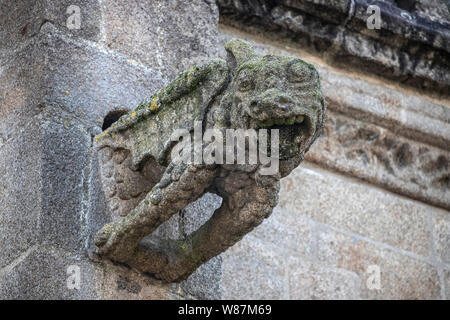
[93,39,326,282]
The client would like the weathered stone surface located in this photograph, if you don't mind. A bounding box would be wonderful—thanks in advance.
[0,0,102,50]
[403,0,450,24]
[221,230,361,299]
[0,244,176,300]
[433,211,450,265]
[279,163,432,257]
[168,193,223,299]
[250,207,314,257]
[0,22,165,145]
[1,0,221,129]
[317,228,442,299]
[349,0,450,52]
[0,246,98,300]
[181,193,222,236]
[1,111,99,267]
[0,0,48,50]
[220,235,287,299]
[39,23,165,127]
[280,0,450,27]
[0,38,45,144]
[96,262,177,300]
[218,0,450,96]
[83,146,113,254]
[40,114,92,251]
[43,0,102,42]
[181,256,222,300]
[0,119,41,269]
[287,256,361,300]
[101,0,220,81]
[280,0,352,25]
[445,269,450,300]
[308,111,450,210]
[148,213,182,243]
[137,193,224,299]
[317,68,450,152]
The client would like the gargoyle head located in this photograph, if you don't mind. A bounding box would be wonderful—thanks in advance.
[219,39,326,176]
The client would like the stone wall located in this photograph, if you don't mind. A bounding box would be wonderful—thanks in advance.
[0,0,222,299]
[0,0,448,299]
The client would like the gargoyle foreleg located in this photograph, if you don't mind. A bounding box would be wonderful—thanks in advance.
[154,180,280,282]
[94,162,218,265]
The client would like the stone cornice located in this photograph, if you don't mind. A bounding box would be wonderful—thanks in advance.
[218,0,450,97]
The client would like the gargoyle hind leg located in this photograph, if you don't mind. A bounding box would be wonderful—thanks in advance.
[94,162,218,268]
[154,180,280,282]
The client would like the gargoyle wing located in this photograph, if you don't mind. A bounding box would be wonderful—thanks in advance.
[96,59,230,169]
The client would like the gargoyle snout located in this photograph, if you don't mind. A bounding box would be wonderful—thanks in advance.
[246,89,296,121]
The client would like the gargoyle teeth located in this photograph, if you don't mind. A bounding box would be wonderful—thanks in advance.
[285,117,296,125]
[256,115,305,128]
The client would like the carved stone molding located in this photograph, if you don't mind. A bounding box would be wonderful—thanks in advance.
[307,110,449,210]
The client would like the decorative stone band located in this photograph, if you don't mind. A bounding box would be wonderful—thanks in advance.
[218,0,450,97]
[306,110,449,210]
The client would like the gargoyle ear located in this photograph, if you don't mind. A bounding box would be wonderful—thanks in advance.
[225,39,258,71]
